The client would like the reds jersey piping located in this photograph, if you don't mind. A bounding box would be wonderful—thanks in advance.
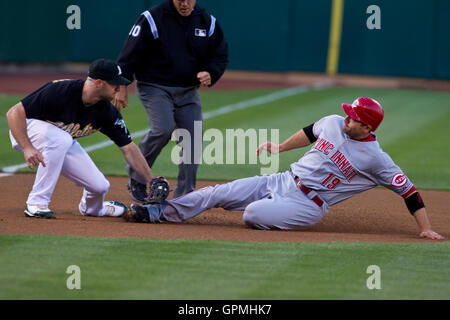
[21,80,132,147]
[290,115,415,206]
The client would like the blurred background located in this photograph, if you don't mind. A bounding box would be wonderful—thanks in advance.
[0,0,449,80]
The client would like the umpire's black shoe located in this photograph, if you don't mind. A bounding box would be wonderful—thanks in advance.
[127,178,148,203]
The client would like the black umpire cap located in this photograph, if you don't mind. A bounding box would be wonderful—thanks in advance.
[88,59,131,85]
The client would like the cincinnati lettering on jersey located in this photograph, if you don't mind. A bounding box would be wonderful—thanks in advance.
[329,150,358,181]
[314,137,335,155]
[314,138,358,181]
[47,121,99,138]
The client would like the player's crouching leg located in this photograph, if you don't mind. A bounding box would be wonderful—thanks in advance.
[78,178,110,216]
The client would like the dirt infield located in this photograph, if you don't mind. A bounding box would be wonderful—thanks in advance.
[2,69,450,95]
[1,70,449,243]
[0,174,448,243]
[0,70,293,95]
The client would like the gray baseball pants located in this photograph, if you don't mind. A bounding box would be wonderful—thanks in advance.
[162,171,330,230]
[127,82,202,198]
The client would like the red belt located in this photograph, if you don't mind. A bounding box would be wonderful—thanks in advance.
[293,176,324,207]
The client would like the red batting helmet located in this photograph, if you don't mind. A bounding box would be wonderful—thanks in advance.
[342,97,384,131]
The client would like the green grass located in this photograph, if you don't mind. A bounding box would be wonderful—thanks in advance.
[1,88,448,301]
[1,87,449,189]
[0,234,449,300]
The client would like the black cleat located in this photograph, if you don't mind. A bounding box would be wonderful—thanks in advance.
[123,204,164,223]
[127,178,148,203]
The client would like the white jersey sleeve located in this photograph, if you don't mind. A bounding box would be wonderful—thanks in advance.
[312,115,335,139]
[371,151,417,198]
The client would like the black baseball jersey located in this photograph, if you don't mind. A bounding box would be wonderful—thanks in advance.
[117,0,229,87]
[21,79,132,147]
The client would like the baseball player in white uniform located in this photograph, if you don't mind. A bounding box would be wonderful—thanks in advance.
[124,97,444,240]
[6,59,154,219]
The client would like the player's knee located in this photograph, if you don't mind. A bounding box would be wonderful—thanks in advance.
[98,179,110,194]
[242,211,256,228]
[89,178,110,195]
[242,206,270,230]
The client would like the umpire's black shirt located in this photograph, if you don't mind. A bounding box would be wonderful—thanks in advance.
[117,0,229,87]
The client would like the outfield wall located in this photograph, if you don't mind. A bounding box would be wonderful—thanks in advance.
[0,0,449,79]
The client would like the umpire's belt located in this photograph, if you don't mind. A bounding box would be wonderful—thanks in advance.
[291,173,324,207]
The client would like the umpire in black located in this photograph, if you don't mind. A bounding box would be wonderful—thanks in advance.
[114,0,229,202]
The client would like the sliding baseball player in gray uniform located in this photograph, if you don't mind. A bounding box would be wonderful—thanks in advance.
[124,97,444,240]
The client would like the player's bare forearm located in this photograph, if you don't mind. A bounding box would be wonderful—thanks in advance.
[6,104,27,143]
[257,129,312,156]
[6,103,34,150]
[6,103,46,169]
[413,207,445,240]
[279,129,312,152]
[120,142,153,183]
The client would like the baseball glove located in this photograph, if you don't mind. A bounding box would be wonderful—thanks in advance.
[147,176,170,204]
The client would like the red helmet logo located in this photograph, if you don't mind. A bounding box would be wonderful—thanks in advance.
[342,97,384,131]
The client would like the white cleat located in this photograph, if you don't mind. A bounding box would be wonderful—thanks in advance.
[103,201,128,217]
[24,205,55,219]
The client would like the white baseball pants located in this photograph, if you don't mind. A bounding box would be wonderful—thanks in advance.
[10,119,110,216]
[164,171,330,230]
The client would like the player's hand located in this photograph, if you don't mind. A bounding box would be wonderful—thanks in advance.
[419,230,445,240]
[23,146,46,170]
[113,86,128,111]
[197,71,211,87]
[257,142,280,156]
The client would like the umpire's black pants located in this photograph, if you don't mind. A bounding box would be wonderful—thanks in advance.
[127,81,203,198]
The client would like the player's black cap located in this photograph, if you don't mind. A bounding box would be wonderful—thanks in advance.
[88,59,131,85]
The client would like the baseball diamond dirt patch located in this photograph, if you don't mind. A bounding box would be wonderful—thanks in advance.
[2,69,450,95]
[1,70,449,243]
[0,174,448,243]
